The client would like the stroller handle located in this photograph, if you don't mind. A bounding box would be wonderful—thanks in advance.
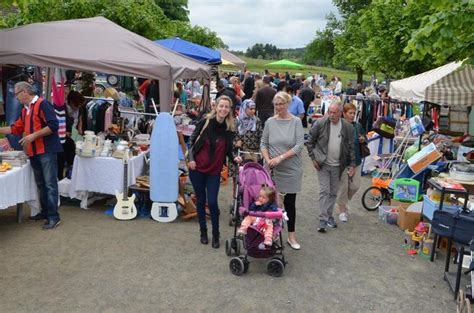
[238,149,262,157]
[247,209,283,219]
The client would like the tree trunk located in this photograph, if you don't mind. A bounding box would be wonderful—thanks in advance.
[356,67,364,84]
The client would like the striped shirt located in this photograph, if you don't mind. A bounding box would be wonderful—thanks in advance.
[10,97,62,157]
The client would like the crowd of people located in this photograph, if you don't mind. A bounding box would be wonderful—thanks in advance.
[1,70,376,247]
[187,69,379,250]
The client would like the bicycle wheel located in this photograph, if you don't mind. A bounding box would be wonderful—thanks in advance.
[362,186,384,211]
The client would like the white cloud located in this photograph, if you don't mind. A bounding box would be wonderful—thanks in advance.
[188,0,338,51]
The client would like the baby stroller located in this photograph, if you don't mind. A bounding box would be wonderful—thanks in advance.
[225,162,287,277]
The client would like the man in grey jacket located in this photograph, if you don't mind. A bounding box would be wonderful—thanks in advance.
[306,101,356,233]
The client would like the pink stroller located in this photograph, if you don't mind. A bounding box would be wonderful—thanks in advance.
[225,162,287,277]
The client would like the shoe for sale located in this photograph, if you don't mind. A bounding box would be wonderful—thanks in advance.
[327,217,338,228]
[317,220,327,233]
[339,212,348,223]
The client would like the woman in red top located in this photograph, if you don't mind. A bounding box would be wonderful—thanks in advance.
[188,96,242,248]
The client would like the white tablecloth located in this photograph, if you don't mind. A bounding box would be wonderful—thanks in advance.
[0,162,39,215]
[69,153,145,208]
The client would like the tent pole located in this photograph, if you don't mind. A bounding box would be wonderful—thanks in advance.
[45,68,53,102]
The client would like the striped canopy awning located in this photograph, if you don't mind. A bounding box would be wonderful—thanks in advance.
[389,61,473,108]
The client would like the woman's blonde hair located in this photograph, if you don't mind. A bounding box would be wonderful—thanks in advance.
[206,95,235,131]
[273,91,292,106]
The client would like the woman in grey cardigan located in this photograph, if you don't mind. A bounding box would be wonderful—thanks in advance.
[261,91,305,250]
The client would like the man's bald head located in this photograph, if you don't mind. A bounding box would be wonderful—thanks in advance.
[328,101,342,124]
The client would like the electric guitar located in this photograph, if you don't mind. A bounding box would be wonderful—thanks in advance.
[113,149,137,220]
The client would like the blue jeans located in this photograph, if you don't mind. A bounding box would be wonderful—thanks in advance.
[189,170,221,235]
[30,153,60,222]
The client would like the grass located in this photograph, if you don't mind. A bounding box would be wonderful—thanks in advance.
[220,56,371,84]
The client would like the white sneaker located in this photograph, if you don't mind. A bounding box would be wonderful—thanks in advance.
[339,212,348,223]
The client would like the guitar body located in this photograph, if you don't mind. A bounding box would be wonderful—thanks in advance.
[113,192,137,220]
[113,149,137,221]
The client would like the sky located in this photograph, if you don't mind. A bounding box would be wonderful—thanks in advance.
[188,0,339,51]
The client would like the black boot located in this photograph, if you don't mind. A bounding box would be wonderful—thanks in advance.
[200,228,208,245]
[211,232,220,249]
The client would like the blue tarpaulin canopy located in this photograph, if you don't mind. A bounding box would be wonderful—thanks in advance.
[154,37,221,65]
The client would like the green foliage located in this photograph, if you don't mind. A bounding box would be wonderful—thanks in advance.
[245,43,281,60]
[332,0,372,17]
[404,0,474,65]
[304,13,341,66]
[154,0,189,22]
[0,0,224,49]
[172,23,227,48]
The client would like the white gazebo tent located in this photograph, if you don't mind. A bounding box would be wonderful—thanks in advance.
[389,61,473,107]
[389,61,474,134]
[0,17,211,111]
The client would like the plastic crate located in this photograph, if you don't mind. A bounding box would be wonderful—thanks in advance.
[422,195,461,220]
[379,205,399,224]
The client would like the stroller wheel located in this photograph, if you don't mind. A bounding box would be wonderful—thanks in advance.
[267,258,284,277]
[239,256,249,273]
[229,257,245,276]
[225,239,232,256]
[235,239,242,255]
[362,187,384,211]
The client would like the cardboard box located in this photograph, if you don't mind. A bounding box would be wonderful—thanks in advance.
[390,199,411,210]
[397,204,421,231]
[407,143,442,174]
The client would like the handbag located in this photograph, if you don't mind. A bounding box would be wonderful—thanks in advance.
[186,118,210,160]
[359,142,371,158]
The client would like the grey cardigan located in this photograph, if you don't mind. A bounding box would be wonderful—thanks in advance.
[305,116,356,175]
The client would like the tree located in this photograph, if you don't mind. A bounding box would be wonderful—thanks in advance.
[333,14,367,83]
[0,0,225,48]
[332,0,372,18]
[155,0,189,22]
[245,43,281,59]
[357,0,434,77]
[404,0,474,65]
[304,13,341,66]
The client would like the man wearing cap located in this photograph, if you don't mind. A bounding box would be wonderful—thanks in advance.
[0,81,63,229]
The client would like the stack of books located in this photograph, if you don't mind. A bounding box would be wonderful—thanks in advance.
[0,151,28,167]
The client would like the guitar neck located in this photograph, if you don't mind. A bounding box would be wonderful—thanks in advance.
[123,156,129,201]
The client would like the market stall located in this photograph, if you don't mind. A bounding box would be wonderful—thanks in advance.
[155,37,222,65]
[0,154,39,221]
[218,48,246,70]
[65,152,146,209]
[389,61,474,135]
[0,17,211,112]
[360,61,474,299]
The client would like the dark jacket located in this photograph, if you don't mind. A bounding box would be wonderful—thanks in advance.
[188,117,235,163]
[305,116,356,176]
[216,87,238,109]
[249,202,278,212]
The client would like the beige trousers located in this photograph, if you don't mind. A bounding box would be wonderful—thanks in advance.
[336,165,361,213]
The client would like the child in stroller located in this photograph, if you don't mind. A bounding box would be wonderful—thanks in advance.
[226,162,287,277]
[238,185,278,248]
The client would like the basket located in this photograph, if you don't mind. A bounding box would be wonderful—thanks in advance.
[372,177,392,189]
